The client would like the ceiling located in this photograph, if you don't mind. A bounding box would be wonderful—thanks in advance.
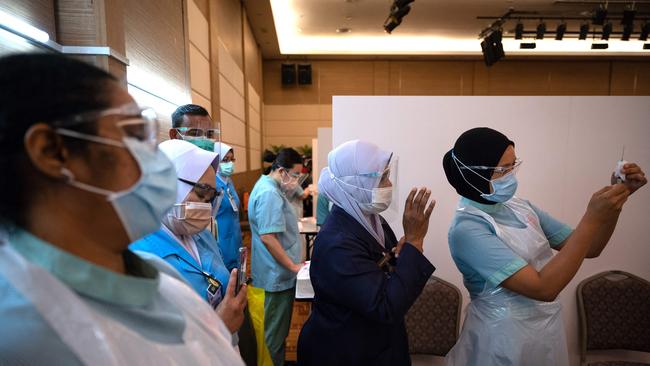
[243,0,650,59]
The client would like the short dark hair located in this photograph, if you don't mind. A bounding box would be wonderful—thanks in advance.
[0,53,117,226]
[171,104,209,128]
[272,148,303,171]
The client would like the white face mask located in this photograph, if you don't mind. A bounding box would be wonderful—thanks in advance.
[162,202,213,236]
[360,186,393,214]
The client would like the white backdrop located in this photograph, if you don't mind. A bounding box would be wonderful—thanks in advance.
[331,96,650,365]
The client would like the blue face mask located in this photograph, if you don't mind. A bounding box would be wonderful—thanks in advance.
[480,173,518,203]
[452,152,519,203]
[59,136,177,241]
[219,161,234,177]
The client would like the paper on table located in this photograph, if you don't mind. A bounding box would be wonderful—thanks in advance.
[296,261,314,299]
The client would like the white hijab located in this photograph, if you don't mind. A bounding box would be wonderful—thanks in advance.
[158,139,220,263]
[218,143,233,162]
[318,140,392,247]
[159,139,219,203]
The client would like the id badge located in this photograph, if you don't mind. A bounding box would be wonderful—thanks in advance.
[227,189,239,213]
[206,277,223,309]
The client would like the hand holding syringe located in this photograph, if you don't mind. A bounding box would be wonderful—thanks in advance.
[611,146,647,195]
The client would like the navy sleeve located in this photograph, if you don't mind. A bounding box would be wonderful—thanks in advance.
[313,233,435,325]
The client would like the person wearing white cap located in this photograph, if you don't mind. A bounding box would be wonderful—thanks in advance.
[214,143,243,272]
[130,139,247,335]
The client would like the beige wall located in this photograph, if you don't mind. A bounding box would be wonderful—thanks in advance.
[262,59,650,150]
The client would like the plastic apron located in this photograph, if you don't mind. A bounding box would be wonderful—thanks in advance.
[445,197,569,366]
[0,243,244,366]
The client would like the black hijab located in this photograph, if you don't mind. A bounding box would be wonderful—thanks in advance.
[442,127,514,205]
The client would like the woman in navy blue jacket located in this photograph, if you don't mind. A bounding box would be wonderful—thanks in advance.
[298,140,436,366]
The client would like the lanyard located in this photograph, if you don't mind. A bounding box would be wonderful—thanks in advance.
[173,254,222,290]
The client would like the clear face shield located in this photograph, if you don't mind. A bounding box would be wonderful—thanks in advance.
[175,121,221,154]
[332,154,400,222]
[374,155,400,223]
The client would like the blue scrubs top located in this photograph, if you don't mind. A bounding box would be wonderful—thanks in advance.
[248,174,301,292]
[215,174,243,272]
[449,197,573,298]
[130,229,231,306]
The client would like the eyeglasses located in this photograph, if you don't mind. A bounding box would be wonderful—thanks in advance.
[459,158,523,175]
[175,127,220,141]
[53,103,160,149]
[178,177,219,203]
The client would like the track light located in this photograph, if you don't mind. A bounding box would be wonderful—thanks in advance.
[621,24,633,41]
[592,6,607,26]
[515,21,524,40]
[579,23,590,40]
[621,9,636,27]
[555,22,566,40]
[383,0,414,34]
[536,22,546,39]
[601,22,612,40]
[481,29,504,66]
[640,22,650,41]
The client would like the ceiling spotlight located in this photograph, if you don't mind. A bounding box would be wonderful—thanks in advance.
[555,22,567,40]
[601,22,612,40]
[621,24,633,41]
[592,6,607,26]
[579,23,590,40]
[621,9,636,27]
[481,29,505,67]
[536,22,546,39]
[592,43,608,49]
[383,0,414,34]
[515,21,524,40]
[640,22,650,41]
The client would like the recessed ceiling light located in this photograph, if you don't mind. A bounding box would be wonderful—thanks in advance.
[336,27,352,33]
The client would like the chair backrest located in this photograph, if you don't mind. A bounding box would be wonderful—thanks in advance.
[405,276,462,356]
[577,270,650,364]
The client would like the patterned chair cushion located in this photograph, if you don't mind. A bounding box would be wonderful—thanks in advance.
[581,273,650,353]
[588,362,650,366]
[405,277,461,356]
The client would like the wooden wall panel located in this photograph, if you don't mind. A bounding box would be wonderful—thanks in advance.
[192,0,209,20]
[373,61,390,95]
[124,0,188,104]
[610,61,650,95]
[263,59,650,103]
[55,0,97,45]
[389,61,475,95]
[244,15,262,96]
[0,0,56,40]
[318,61,375,103]
[263,60,321,105]
[477,61,554,95]
[478,60,611,95]
[215,0,243,70]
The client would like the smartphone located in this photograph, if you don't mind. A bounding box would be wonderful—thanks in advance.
[235,247,248,295]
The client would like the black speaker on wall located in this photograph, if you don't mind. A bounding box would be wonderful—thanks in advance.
[298,64,312,85]
[281,63,296,85]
